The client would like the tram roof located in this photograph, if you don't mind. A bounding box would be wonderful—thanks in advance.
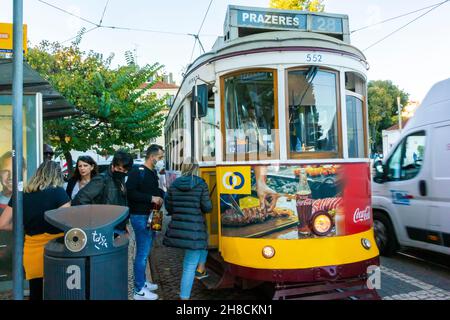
[183,30,365,90]
[183,6,366,79]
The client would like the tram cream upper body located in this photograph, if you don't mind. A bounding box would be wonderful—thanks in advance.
[166,28,370,166]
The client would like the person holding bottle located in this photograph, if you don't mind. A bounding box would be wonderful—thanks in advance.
[126,144,164,300]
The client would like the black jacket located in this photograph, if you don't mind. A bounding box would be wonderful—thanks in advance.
[163,175,212,250]
[65,177,77,199]
[126,165,164,215]
[72,169,128,230]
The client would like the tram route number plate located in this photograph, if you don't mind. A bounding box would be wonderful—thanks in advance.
[305,53,323,63]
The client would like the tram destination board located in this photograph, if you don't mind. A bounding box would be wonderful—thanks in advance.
[226,5,349,42]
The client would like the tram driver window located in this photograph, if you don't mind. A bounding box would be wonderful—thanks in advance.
[288,68,339,157]
[223,71,278,160]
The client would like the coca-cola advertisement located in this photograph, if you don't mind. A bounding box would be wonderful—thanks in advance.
[219,163,371,239]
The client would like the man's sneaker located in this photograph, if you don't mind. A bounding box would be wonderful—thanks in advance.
[133,287,158,300]
[144,281,158,291]
[195,270,209,280]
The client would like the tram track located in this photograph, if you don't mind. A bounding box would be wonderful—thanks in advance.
[395,250,450,272]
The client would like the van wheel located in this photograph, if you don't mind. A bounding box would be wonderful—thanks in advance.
[373,211,397,256]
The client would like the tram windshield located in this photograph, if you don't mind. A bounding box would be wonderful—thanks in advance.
[288,68,339,157]
[223,71,277,160]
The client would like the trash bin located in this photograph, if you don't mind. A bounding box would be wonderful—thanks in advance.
[43,205,129,300]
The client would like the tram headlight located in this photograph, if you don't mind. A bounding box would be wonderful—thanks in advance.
[310,211,333,236]
[65,228,87,253]
[361,238,372,250]
[262,246,275,259]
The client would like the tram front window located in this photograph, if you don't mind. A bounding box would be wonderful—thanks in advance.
[288,69,339,157]
[223,71,278,160]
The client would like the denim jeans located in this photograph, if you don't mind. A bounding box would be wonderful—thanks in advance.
[180,249,208,299]
[130,214,155,291]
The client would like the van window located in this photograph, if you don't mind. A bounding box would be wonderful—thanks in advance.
[386,131,426,181]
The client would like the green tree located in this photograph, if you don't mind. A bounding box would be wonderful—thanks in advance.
[269,0,325,11]
[26,39,166,175]
[368,80,409,152]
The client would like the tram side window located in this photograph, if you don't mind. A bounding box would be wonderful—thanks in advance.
[288,68,339,157]
[223,71,278,160]
[346,96,365,158]
[201,90,215,161]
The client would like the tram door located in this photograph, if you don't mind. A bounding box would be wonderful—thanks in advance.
[200,169,219,248]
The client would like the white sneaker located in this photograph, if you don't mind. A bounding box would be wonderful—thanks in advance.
[133,287,158,300]
[145,281,158,291]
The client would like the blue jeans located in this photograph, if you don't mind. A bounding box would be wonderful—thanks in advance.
[130,214,155,291]
[180,249,208,299]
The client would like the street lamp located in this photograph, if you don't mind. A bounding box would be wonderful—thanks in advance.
[397,96,403,131]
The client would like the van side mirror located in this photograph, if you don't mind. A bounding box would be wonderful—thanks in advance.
[373,160,386,183]
[191,84,208,118]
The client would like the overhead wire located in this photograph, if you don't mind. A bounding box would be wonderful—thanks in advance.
[351,0,449,34]
[37,0,98,26]
[36,0,218,44]
[363,0,450,51]
[98,0,110,26]
[61,26,99,44]
[189,0,214,63]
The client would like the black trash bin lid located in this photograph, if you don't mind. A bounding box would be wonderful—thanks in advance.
[44,205,129,230]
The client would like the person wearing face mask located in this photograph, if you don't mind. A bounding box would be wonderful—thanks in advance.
[155,157,167,194]
[72,150,133,235]
[126,144,164,300]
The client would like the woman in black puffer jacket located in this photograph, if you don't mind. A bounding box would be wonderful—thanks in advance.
[163,157,212,300]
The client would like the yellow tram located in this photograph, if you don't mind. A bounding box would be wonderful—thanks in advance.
[164,5,379,299]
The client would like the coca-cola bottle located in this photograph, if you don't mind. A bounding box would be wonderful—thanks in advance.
[296,167,313,236]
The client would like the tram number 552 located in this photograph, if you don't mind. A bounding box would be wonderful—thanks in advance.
[306,54,322,63]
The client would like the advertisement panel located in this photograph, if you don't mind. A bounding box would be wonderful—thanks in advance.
[218,163,371,239]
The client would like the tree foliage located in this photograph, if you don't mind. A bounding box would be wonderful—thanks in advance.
[269,0,325,11]
[26,40,166,173]
[368,80,409,152]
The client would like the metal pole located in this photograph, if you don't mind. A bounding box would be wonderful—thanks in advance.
[12,0,24,300]
[397,96,402,131]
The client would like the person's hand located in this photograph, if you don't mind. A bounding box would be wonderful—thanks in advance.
[256,184,279,211]
[152,196,163,206]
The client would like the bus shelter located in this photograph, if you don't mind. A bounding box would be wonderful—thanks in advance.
[0,58,77,294]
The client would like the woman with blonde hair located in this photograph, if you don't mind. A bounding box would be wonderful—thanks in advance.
[0,161,70,300]
[163,157,212,300]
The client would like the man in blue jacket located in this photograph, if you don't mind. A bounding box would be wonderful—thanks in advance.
[126,144,164,300]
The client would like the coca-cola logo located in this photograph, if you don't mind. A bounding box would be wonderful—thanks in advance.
[353,206,371,223]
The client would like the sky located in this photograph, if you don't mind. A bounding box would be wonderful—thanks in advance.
[1,0,450,101]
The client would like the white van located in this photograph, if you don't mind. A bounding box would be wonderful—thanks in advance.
[372,77,450,256]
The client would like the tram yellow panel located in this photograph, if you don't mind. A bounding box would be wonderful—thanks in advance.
[220,229,379,269]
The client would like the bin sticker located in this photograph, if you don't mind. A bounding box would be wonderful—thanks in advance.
[92,230,108,250]
[66,265,81,290]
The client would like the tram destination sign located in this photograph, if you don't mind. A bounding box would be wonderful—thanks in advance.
[226,6,349,43]
[237,9,307,30]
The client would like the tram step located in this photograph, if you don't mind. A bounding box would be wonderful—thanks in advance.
[273,278,380,300]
